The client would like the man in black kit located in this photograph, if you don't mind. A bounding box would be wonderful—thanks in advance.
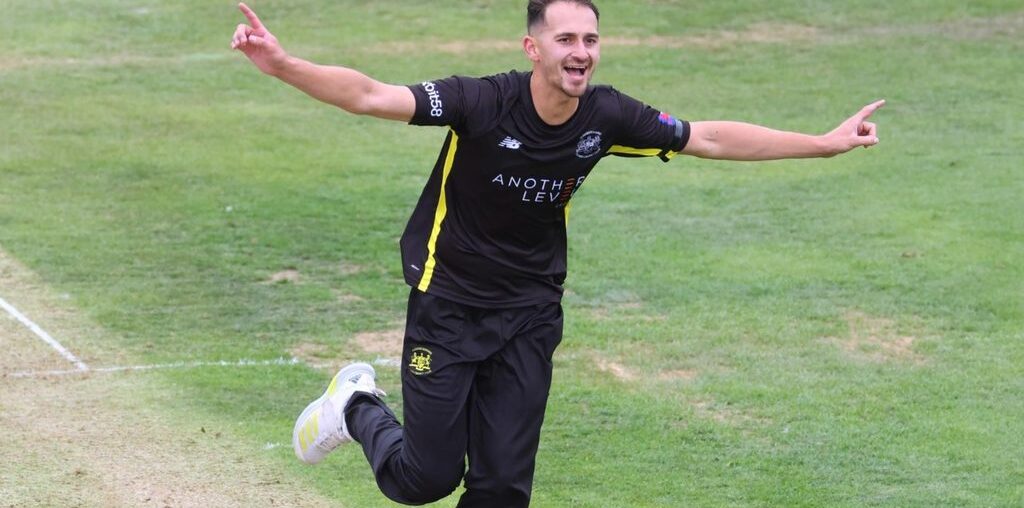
[232,1,884,506]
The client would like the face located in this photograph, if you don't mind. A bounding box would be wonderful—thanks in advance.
[525,1,601,98]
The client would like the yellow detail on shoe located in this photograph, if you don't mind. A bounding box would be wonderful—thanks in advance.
[299,412,319,451]
[309,413,319,444]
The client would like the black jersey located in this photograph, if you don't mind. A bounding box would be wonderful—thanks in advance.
[402,70,690,308]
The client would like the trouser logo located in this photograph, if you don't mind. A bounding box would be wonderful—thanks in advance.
[408,347,433,375]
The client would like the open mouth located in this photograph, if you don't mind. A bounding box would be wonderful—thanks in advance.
[564,64,587,77]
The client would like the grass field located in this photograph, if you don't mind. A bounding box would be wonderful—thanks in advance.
[2,1,1022,506]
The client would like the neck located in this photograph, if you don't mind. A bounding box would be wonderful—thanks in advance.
[530,72,580,126]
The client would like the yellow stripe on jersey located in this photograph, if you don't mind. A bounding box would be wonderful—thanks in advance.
[607,145,679,160]
[417,130,460,292]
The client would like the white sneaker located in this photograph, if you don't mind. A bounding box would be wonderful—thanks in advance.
[292,362,384,464]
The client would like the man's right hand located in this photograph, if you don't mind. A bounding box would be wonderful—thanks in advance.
[229,2,415,122]
[231,2,287,76]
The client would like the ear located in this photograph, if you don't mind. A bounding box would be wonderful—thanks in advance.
[523,35,541,63]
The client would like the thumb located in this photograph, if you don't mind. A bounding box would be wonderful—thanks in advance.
[856,134,880,148]
[245,34,268,47]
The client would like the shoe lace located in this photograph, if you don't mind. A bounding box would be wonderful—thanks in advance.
[353,374,387,398]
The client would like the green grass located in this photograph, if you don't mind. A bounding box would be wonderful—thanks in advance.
[2,1,1023,506]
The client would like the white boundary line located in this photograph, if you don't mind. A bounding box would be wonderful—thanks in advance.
[7,356,402,379]
[0,270,403,379]
[8,357,298,378]
[1,295,89,371]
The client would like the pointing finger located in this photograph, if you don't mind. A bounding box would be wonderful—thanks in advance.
[238,2,265,31]
[858,99,886,120]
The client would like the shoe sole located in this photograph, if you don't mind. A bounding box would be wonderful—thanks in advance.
[293,362,375,464]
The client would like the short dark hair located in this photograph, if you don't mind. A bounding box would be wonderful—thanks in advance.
[527,0,600,33]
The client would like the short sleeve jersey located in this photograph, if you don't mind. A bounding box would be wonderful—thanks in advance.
[402,70,689,308]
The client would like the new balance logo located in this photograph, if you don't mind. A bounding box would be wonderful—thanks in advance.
[498,136,522,150]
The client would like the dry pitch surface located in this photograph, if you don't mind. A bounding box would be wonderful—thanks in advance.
[0,248,338,507]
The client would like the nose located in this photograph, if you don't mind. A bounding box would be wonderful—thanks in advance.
[570,40,589,59]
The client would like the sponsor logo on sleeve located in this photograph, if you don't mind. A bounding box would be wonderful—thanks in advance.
[658,112,677,126]
[421,81,444,118]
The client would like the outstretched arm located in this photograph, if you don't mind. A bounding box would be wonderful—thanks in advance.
[230,2,414,122]
[681,100,885,161]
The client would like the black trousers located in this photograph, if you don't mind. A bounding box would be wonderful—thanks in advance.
[345,290,563,507]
